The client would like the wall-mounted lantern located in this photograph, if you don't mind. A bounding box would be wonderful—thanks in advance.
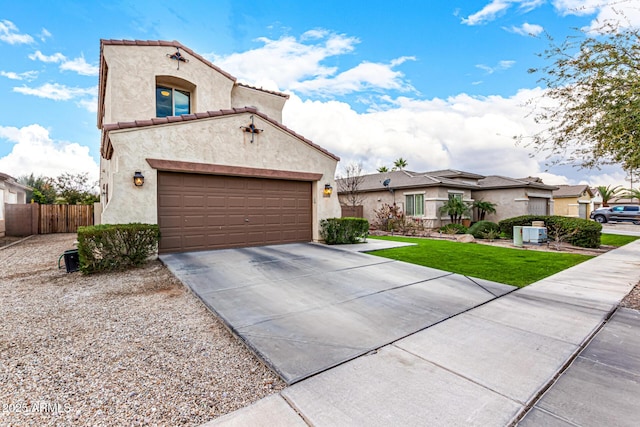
[323,183,333,197]
[133,171,145,187]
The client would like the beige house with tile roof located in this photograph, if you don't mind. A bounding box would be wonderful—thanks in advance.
[98,40,341,253]
[552,185,594,219]
[338,170,557,227]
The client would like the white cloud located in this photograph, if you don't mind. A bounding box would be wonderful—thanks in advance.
[505,22,544,36]
[465,1,640,29]
[0,70,38,81]
[462,0,513,25]
[207,31,361,92]
[29,50,99,76]
[461,0,545,25]
[281,88,616,186]
[476,60,516,74]
[291,57,415,96]
[13,83,96,101]
[0,124,98,181]
[0,20,34,44]
[39,28,51,42]
[77,97,98,113]
[208,31,417,98]
[60,55,99,76]
[552,0,640,31]
[29,50,66,63]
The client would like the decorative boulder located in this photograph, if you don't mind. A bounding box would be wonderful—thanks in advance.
[456,234,476,243]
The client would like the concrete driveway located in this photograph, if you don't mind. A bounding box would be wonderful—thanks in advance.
[161,241,515,384]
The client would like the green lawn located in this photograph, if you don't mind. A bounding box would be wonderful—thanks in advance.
[600,234,639,247]
[367,236,593,288]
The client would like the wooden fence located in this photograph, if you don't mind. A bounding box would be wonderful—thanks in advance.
[39,204,94,233]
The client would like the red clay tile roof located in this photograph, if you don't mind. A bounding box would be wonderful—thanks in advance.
[100,107,340,162]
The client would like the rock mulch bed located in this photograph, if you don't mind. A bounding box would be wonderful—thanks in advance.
[0,234,284,426]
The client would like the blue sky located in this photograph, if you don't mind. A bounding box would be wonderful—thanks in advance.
[1,0,639,188]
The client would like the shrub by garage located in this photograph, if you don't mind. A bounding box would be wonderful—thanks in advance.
[320,218,369,244]
[77,223,160,274]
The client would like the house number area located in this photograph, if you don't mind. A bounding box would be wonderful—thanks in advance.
[2,401,72,414]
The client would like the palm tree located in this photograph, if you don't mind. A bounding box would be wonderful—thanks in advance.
[438,197,471,224]
[392,157,408,171]
[596,185,622,207]
[472,200,497,221]
[377,166,389,173]
[623,188,640,203]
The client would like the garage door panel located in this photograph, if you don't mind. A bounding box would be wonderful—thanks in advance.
[184,195,206,207]
[181,174,207,188]
[227,196,247,208]
[159,194,182,207]
[183,215,205,227]
[158,172,311,253]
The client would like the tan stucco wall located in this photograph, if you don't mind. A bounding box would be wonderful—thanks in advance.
[554,195,592,218]
[231,86,286,123]
[471,188,533,222]
[101,113,340,242]
[473,188,526,222]
[101,45,236,124]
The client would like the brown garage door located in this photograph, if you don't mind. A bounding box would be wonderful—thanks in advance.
[158,172,312,253]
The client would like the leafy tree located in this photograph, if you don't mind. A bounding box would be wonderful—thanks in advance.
[18,173,57,204]
[438,197,471,224]
[55,172,99,205]
[525,23,640,172]
[337,162,365,208]
[392,157,408,171]
[472,200,497,221]
[596,185,622,207]
[377,166,389,173]
[623,188,640,202]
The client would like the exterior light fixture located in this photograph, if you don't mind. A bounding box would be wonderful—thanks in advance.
[133,171,145,187]
[323,183,333,197]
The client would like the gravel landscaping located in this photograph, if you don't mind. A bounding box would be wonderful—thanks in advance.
[0,234,284,426]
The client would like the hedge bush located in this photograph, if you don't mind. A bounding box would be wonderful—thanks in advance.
[498,215,602,248]
[468,221,500,239]
[438,223,468,235]
[77,223,160,274]
[320,217,369,244]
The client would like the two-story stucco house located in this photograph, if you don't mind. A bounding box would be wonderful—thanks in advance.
[98,40,341,253]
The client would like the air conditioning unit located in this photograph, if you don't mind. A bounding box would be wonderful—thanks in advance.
[522,226,547,243]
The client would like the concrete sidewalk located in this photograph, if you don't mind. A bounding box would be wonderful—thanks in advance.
[207,239,640,426]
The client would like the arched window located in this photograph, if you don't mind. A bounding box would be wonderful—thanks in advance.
[155,76,195,118]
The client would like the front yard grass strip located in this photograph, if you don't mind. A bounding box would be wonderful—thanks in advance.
[367,236,593,288]
[600,234,639,247]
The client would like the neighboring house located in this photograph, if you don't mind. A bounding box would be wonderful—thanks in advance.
[0,172,31,237]
[339,169,557,227]
[590,187,603,211]
[347,170,478,228]
[98,40,340,253]
[552,185,594,219]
